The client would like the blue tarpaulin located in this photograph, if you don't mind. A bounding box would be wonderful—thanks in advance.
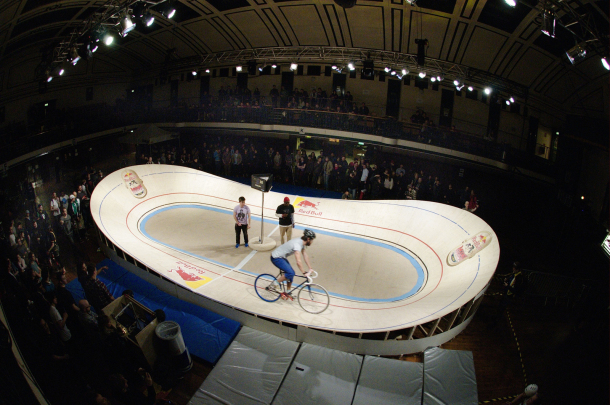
[66,259,241,364]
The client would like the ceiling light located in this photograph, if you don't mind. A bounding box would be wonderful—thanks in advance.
[236,65,242,72]
[290,63,298,71]
[332,65,338,70]
[430,77,436,82]
[418,71,426,78]
[46,71,53,82]
[144,11,155,27]
[192,71,197,76]
[271,63,277,68]
[506,100,511,105]
[348,62,355,70]
[540,9,555,38]
[405,0,416,4]
[205,69,210,73]
[402,68,408,75]
[390,70,396,76]
[259,67,263,72]
[70,47,81,65]
[566,43,587,65]
[103,33,114,45]
[602,57,610,70]
[91,43,98,53]
[397,74,403,80]
[504,0,516,7]
[437,74,444,81]
[509,97,515,103]
[467,86,473,91]
[456,84,464,91]
[484,87,492,95]
[119,14,136,37]
[384,67,390,73]
[162,1,176,19]
[453,79,460,86]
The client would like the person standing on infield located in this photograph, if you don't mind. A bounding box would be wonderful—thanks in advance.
[233,196,251,248]
[275,197,295,244]
[269,229,315,300]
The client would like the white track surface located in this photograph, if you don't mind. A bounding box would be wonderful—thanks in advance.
[91,165,500,333]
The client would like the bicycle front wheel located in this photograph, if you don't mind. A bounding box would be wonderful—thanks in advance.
[254,273,282,302]
[298,283,330,314]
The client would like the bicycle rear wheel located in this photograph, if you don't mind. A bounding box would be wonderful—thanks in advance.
[254,273,282,302]
[298,283,330,314]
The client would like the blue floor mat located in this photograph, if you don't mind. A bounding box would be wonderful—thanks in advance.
[66,259,241,364]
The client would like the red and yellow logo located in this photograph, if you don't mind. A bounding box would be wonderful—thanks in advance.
[171,266,212,289]
[293,197,323,216]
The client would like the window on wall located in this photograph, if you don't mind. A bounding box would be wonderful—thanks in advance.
[307,65,321,76]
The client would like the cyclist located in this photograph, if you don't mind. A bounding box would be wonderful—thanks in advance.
[269,229,315,300]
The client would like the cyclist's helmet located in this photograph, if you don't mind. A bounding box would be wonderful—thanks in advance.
[303,229,316,239]
[524,384,538,397]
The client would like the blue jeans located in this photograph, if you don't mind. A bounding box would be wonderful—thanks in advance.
[270,257,295,282]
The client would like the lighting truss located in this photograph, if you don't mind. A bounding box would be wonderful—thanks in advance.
[44,0,171,77]
[163,46,529,98]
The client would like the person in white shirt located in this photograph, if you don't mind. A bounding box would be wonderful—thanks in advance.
[269,229,315,300]
[233,196,251,248]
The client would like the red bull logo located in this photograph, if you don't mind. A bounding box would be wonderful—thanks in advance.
[296,199,319,210]
[169,261,212,289]
[293,197,323,216]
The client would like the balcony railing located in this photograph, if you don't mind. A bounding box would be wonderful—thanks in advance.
[1,97,556,178]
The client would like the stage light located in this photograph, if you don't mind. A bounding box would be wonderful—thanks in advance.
[506,100,511,105]
[192,71,197,76]
[70,47,81,65]
[162,1,176,19]
[430,77,436,82]
[418,71,426,78]
[332,65,338,70]
[436,74,444,82]
[602,57,609,70]
[453,79,460,86]
[259,67,263,72]
[348,62,355,70]
[467,86,473,91]
[290,63,298,71]
[484,87,492,95]
[144,11,155,27]
[119,13,136,37]
[46,71,53,82]
[390,70,396,76]
[402,68,408,75]
[505,0,516,6]
[540,9,555,38]
[271,63,277,68]
[566,43,586,64]
[205,69,210,73]
[91,43,98,53]
[384,67,390,72]
[509,97,515,103]
[236,65,242,72]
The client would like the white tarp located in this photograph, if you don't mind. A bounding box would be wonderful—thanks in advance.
[352,355,423,405]
[118,124,178,144]
[271,343,363,405]
[423,347,478,405]
[188,327,299,405]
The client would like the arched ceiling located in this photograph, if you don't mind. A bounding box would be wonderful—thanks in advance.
[0,0,608,116]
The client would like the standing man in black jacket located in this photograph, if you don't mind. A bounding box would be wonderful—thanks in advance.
[275,197,295,244]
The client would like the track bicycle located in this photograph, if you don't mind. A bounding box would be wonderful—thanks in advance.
[254,270,330,314]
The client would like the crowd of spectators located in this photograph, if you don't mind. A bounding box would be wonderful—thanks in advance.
[1,164,171,404]
[138,138,481,213]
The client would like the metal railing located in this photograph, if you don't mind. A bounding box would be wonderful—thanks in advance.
[1,97,556,178]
